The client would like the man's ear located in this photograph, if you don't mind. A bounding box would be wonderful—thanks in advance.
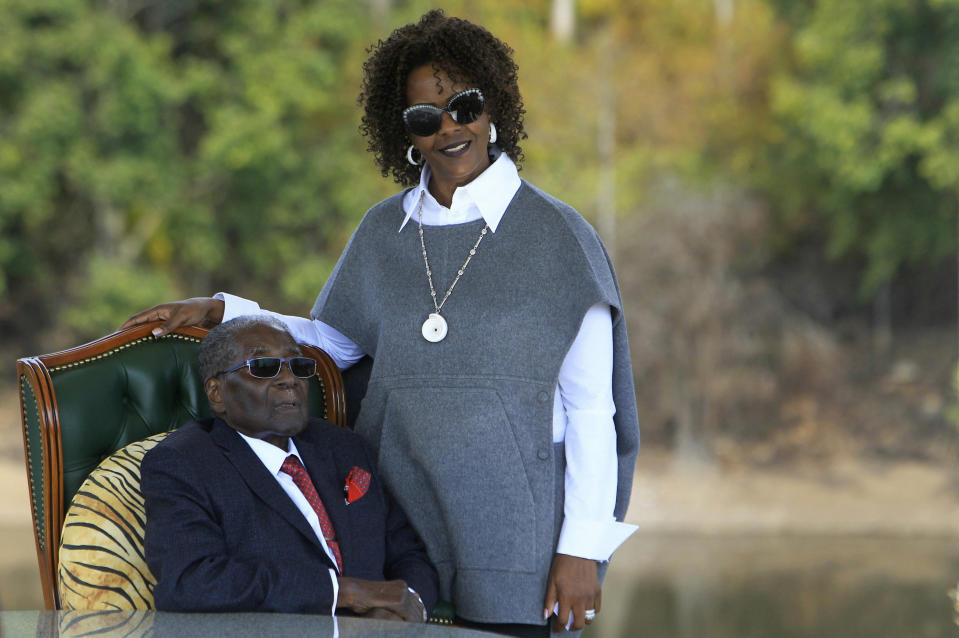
[205,377,225,415]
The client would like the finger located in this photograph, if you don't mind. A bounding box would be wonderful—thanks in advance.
[394,595,418,623]
[155,303,204,336]
[120,307,168,331]
[390,600,419,623]
[566,596,587,632]
[364,608,401,621]
[581,590,600,626]
[571,603,586,631]
[382,582,421,623]
[555,599,573,633]
[156,309,191,337]
[585,615,595,625]
[403,605,422,623]
[411,593,427,622]
[543,581,558,625]
[382,609,403,622]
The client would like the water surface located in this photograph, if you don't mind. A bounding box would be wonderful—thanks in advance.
[592,534,959,637]
[4,526,958,637]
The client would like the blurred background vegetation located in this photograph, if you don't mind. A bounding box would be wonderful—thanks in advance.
[2,0,958,466]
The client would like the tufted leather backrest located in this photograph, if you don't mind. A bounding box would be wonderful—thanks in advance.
[17,322,345,609]
[54,335,209,508]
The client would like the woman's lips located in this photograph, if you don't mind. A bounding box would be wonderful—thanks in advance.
[440,140,470,156]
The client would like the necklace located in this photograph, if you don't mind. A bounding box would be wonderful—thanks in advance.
[417,198,489,342]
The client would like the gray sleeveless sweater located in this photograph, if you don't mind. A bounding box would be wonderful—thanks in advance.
[312,181,639,625]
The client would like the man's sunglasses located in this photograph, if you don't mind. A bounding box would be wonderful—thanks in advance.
[402,88,485,137]
[215,356,317,380]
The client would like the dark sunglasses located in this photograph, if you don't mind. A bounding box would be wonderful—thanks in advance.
[402,88,485,137]
[215,356,317,380]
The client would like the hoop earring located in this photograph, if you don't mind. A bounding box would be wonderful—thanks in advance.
[406,144,423,166]
[488,122,497,144]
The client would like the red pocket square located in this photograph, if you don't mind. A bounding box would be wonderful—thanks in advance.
[344,466,371,504]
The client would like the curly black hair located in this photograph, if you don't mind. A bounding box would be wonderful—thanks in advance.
[359,9,527,187]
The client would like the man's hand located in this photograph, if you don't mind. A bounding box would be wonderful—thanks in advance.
[336,578,426,622]
[120,297,225,336]
[360,608,404,622]
[543,553,601,632]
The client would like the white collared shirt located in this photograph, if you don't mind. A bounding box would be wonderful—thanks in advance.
[238,433,339,614]
[218,152,636,560]
[397,148,519,233]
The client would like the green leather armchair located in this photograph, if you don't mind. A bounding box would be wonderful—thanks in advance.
[16,321,345,610]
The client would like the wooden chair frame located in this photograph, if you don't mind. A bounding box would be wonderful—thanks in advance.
[17,321,345,609]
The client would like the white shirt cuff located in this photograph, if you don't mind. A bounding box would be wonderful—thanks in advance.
[213,292,263,322]
[556,518,638,561]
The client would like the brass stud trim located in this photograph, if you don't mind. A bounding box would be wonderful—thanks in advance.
[19,375,45,550]
[49,334,203,372]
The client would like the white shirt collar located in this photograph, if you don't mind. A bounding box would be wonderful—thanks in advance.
[238,431,303,476]
[399,148,521,233]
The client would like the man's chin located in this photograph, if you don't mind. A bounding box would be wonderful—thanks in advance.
[268,412,309,436]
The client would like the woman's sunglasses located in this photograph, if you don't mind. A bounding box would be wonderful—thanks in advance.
[402,88,485,137]
[215,356,317,380]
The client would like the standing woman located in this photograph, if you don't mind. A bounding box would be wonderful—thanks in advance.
[124,10,638,637]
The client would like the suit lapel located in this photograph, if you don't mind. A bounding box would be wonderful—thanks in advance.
[294,434,354,573]
[210,419,333,563]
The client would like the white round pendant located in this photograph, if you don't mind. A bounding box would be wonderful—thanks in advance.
[421,313,448,343]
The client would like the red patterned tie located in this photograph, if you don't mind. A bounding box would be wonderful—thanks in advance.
[280,455,343,572]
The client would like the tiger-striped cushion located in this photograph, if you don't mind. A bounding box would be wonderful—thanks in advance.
[56,610,155,637]
[57,432,170,610]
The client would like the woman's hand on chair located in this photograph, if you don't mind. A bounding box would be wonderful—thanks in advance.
[120,297,225,336]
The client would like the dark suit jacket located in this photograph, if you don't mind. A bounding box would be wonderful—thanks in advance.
[141,417,438,614]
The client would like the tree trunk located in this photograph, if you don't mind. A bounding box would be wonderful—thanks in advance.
[370,0,391,33]
[550,0,575,43]
[713,0,734,27]
[873,281,892,360]
[596,24,616,259]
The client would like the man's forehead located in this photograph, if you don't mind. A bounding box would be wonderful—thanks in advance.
[234,325,300,354]
[246,342,301,356]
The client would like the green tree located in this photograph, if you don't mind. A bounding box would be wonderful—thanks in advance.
[0,0,387,349]
[0,0,183,348]
[755,0,959,295]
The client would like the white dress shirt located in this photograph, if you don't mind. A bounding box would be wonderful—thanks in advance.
[218,151,636,560]
[238,433,339,614]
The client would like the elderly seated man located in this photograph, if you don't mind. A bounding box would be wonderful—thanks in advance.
[141,316,438,620]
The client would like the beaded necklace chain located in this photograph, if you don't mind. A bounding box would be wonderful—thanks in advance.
[416,197,489,342]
